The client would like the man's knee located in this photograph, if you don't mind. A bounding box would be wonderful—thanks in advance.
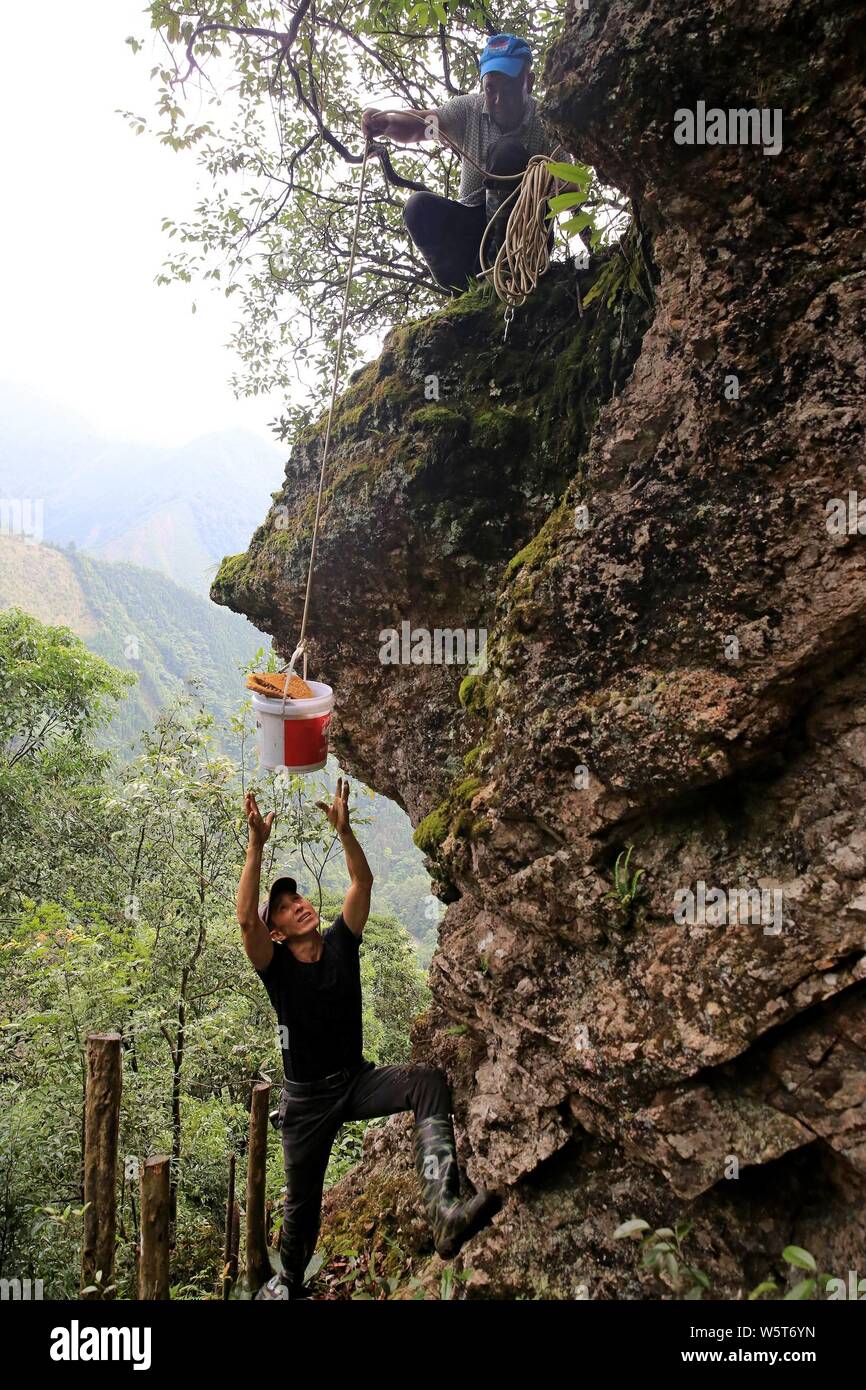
[412,1064,451,1115]
[403,189,436,239]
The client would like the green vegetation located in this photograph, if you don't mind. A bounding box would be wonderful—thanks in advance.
[605,844,646,920]
[408,405,469,432]
[504,495,573,584]
[0,611,432,1298]
[413,805,450,855]
[127,1,633,442]
[616,1220,837,1302]
[0,541,266,754]
[411,771,492,868]
[614,1219,710,1300]
[458,673,495,719]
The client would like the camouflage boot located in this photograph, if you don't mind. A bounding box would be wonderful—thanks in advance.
[412,1114,499,1259]
[252,1228,312,1300]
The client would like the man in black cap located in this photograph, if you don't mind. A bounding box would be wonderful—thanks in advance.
[236,780,498,1299]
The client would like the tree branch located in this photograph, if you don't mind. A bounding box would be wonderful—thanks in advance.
[174,1,312,86]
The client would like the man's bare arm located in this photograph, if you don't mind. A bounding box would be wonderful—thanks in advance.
[339,826,374,936]
[315,779,373,937]
[361,107,440,145]
[237,792,275,971]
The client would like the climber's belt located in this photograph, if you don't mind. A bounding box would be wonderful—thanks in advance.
[269,1064,369,1126]
[282,1066,356,1095]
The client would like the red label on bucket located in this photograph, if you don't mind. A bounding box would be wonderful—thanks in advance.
[283,711,331,769]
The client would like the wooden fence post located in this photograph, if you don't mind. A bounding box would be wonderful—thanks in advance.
[245,1082,272,1289]
[139,1156,171,1300]
[222,1152,237,1299]
[80,1032,122,1299]
[230,1202,240,1283]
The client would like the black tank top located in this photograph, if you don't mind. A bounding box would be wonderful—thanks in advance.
[255,913,364,1081]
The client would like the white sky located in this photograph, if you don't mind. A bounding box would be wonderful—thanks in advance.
[0,1,285,446]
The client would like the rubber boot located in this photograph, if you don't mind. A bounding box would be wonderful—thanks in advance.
[412,1114,499,1259]
[253,1229,312,1300]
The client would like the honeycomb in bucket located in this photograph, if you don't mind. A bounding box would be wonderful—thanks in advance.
[246,671,315,700]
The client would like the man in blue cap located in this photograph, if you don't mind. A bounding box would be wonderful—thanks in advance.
[362,34,565,294]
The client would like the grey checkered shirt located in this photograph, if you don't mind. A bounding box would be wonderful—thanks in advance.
[434,91,565,207]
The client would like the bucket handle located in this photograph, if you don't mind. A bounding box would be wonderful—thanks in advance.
[279,641,308,716]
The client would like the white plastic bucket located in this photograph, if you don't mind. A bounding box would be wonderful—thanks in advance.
[252,681,334,773]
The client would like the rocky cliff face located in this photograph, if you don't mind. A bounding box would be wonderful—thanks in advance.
[214,0,866,1297]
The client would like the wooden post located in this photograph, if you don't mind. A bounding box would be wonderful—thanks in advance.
[230,1202,240,1279]
[222,1152,237,1299]
[246,1081,272,1289]
[139,1156,171,1300]
[80,1033,122,1299]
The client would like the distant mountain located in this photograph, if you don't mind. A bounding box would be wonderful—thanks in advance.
[0,535,266,749]
[0,383,285,594]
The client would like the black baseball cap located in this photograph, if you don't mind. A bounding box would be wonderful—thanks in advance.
[261,876,298,925]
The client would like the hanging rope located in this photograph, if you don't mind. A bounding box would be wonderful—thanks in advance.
[278,137,373,706]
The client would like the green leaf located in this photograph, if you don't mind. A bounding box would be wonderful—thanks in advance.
[561,213,594,236]
[783,1245,817,1272]
[748,1281,778,1300]
[546,160,591,183]
[613,1218,650,1239]
[548,191,585,213]
[784,1278,816,1301]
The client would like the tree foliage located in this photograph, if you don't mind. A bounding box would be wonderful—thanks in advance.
[123,1,574,437]
[0,608,132,908]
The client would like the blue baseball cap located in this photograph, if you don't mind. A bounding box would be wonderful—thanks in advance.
[479,33,532,79]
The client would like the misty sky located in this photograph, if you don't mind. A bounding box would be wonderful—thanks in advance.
[0,2,287,447]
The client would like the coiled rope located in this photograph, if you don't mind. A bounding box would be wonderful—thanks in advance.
[399,109,570,313]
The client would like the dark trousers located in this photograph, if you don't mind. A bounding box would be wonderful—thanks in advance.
[403,135,540,294]
[278,1060,451,1286]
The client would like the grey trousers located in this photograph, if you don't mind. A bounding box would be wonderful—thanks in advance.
[277,1060,451,1288]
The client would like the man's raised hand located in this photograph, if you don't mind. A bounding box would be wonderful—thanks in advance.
[361,108,390,140]
[245,791,275,849]
[315,777,350,836]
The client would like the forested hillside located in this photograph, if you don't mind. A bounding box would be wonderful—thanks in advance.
[0,536,264,747]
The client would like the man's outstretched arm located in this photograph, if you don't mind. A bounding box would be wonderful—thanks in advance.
[237,792,275,971]
[316,778,374,937]
[361,107,440,144]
